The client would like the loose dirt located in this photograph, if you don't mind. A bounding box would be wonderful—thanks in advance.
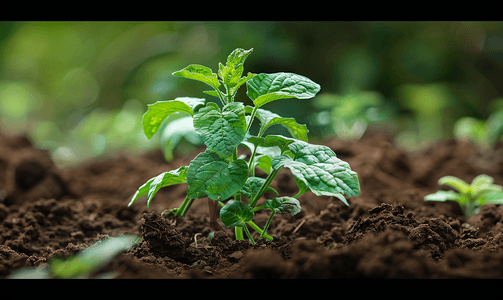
[1,131,503,278]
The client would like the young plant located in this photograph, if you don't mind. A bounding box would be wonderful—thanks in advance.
[453,109,503,150]
[8,235,138,279]
[424,174,503,217]
[128,48,360,243]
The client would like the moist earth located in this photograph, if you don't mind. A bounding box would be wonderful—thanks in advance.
[1,131,503,278]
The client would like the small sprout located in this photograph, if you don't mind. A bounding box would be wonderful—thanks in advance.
[424,174,503,217]
[8,235,138,279]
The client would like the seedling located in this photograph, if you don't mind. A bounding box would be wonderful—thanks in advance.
[453,109,503,149]
[128,48,360,243]
[424,174,503,217]
[8,235,138,279]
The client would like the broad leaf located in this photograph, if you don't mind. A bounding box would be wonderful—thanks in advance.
[220,200,254,228]
[470,174,502,199]
[265,197,301,215]
[486,110,503,146]
[239,177,279,201]
[160,115,202,162]
[246,72,321,108]
[438,176,470,194]
[142,97,206,139]
[271,141,360,206]
[187,150,248,200]
[246,135,297,155]
[172,64,220,91]
[50,235,138,279]
[193,102,247,157]
[480,190,503,205]
[424,190,462,202]
[203,90,220,98]
[245,106,308,141]
[128,166,188,207]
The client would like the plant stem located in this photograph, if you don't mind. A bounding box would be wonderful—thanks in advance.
[174,197,195,219]
[235,227,244,240]
[247,220,273,241]
[246,106,258,134]
[215,88,227,106]
[260,211,275,239]
[248,145,259,176]
[249,167,281,208]
[242,225,255,244]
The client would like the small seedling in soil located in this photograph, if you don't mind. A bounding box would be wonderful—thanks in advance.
[8,235,138,279]
[424,174,503,217]
[128,48,360,243]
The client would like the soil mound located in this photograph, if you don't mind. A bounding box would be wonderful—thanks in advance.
[1,132,503,278]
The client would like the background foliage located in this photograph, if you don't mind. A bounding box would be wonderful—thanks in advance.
[1,21,502,167]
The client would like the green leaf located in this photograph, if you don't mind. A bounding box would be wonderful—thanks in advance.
[480,190,503,204]
[239,177,279,201]
[232,72,255,96]
[424,190,461,202]
[128,166,188,207]
[160,115,202,162]
[220,200,254,228]
[293,176,310,198]
[271,141,360,206]
[219,48,253,83]
[470,174,502,199]
[247,135,297,155]
[265,197,301,215]
[49,235,138,279]
[193,102,247,157]
[203,90,220,98]
[438,176,471,194]
[245,106,308,141]
[246,72,321,108]
[172,64,221,91]
[486,110,503,146]
[142,97,206,139]
[187,150,248,200]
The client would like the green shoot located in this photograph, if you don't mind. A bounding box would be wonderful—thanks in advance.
[7,235,138,279]
[424,174,503,217]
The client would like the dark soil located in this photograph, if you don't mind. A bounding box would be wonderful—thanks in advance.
[1,131,503,278]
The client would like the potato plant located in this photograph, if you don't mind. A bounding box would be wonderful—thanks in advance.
[128,48,360,243]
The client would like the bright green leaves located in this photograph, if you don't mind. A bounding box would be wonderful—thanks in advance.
[172,64,221,91]
[271,141,360,206]
[193,102,247,158]
[240,177,279,201]
[131,47,360,244]
[173,48,254,104]
[128,166,188,208]
[425,174,503,217]
[244,106,308,141]
[265,197,301,215]
[218,48,255,98]
[142,97,206,139]
[220,200,254,228]
[8,235,138,279]
[246,72,321,108]
[186,150,248,200]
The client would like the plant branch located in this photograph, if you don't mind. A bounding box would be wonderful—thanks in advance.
[247,220,273,241]
[260,211,275,239]
[174,197,195,219]
[250,167,281,208]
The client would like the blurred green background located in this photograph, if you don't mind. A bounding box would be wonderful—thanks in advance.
[1,21,502,168]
